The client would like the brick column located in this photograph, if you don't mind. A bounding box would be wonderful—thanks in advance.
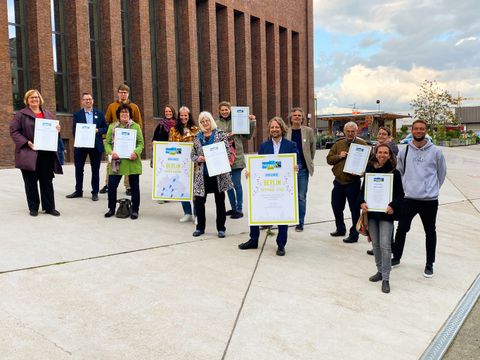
[63,1,92,112]
[26,0,55,112]
[280,27,292,121]
[0,1,14,167]
[196,0,219,114]
[98,0,123,107]
[266,23,280,122]
[176,0,200,116]
[129,0,153,158]
[216,5,236,104]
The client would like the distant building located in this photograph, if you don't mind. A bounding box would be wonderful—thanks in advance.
[1,0,314,167]
[456,106,480,131]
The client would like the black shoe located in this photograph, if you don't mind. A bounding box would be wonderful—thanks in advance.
[126,188,132,196]
[343,236,358,243]
[66,192,82,198]
[192,230,205,237]
[330,230,346,237]
[45,209,60,216]
[104,209,115,218]
[295,225,304,232]
[391,258,401,267]
[91,194,99,201]
[230,211,243,219]
[29,210,38,217]
[130,212,138,220]
[423,264,434,278]
[99,185,108,194]
[382,280,390,293]
[369,272,382,282]
[238,240,258,250]
[367,249,374,256]
[276,247,286,256]
[226,210,234,216]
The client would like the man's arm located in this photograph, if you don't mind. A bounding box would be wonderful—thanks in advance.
[437,150,447,187]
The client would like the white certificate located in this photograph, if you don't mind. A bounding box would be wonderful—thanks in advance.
[74,123,96,148]
[33,118,59,151]
[343,143,371,175]
[247,154,299,225]
[152,141,194,201]
[113,128,137,159]
[364,173,394,212]
[203,142,231,176]
[231,106,250,134]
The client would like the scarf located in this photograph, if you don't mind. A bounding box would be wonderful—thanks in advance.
[160,117,176,133]
[111,119,133,173]
[198,129,217,176]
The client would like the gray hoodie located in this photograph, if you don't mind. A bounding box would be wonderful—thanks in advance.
[396,141,447,200]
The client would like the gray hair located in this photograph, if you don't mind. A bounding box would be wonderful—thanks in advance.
[344,121,358,130]
[198,111,218,132]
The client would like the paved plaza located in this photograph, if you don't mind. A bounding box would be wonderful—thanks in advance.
[1,145,479,359]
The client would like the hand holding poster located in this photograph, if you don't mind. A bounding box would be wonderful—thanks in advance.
[247,154,299,225]
[152,141,193,200]
[33,118,59,151]
[113,128,137,158]
[343,143,371,175]
[74,123,96,148]
[231,106,250,134]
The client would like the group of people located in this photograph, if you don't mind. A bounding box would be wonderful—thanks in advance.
[327,120,446,293]
[10,88,447,292]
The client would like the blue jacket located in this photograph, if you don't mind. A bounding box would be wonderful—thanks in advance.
[72,108,108,152]
[259,138,300,164]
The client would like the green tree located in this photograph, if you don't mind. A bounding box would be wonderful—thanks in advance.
[410,80,458,129]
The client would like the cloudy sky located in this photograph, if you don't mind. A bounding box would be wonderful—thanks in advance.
[313,0,480,115]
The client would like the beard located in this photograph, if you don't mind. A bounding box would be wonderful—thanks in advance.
[413,134,425,141]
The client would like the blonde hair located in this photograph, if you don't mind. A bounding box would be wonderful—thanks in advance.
[198,111,218,132]
[23,89,44,107]
[268,116,288,136]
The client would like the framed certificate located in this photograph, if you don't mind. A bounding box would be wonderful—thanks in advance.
[33,118,59,151]
[364,173,394,212]
[247,154,298,225]
[203,142,231,176]
[343,143,371,175]
[152,142,194,200]
[113,128,137,159]
[231,106,250,134]
[74,123,96,148]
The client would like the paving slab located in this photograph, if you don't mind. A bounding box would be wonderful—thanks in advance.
[0,146,479,359]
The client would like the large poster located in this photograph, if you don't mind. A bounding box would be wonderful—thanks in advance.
[247,154,298,226]
[152,141,193,201]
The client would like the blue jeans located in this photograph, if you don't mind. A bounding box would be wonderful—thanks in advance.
[227,168,243,212]
[297,168,309,226]
[368,218,393,281]
[181,201,193,215]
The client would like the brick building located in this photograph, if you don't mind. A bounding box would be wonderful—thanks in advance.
[1,0,314,167]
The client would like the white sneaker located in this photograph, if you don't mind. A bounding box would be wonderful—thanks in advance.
[179,214,194,223]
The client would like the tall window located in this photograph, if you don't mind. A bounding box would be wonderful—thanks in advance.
[7,0,28,110]
[149,0,160,116]
[51,0,68,112]
[121,0,131,86]
[88,0,102,109]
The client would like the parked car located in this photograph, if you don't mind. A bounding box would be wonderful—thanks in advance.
[400,133,432,144]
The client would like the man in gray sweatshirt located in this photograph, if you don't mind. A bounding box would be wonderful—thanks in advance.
[392,119,447,278]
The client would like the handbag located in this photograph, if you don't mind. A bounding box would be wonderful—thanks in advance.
[228,141,236,166]
[116,198,132,218]
[356,211,369,238]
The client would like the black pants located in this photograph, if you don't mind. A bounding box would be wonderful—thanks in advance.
[108,174,140,212]
[393,199,438,265]
[74,148,102,195]
[21,151,56,212]
[194,176,226,232]
[331,179,361,239]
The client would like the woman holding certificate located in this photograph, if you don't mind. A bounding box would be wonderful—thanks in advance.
[104,104,144,219]
[169,106,199,222]
[359,144,404,293]
[191,112,233,238]
[10,89,63,217]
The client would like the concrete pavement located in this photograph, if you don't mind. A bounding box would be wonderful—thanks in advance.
[0,145,479,359]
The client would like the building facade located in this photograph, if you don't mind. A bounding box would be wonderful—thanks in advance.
[1,0,313,167]
[456,106,480,131]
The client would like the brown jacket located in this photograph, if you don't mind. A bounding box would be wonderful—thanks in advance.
[10,107,63,173]
[105,100,143,128]
[326,137,367,184]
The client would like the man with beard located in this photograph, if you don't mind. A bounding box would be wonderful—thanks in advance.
[392,119,446,278]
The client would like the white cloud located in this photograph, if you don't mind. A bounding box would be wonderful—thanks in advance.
[455,36,477,46]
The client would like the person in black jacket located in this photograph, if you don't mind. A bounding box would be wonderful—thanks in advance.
[360,144,404,293]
